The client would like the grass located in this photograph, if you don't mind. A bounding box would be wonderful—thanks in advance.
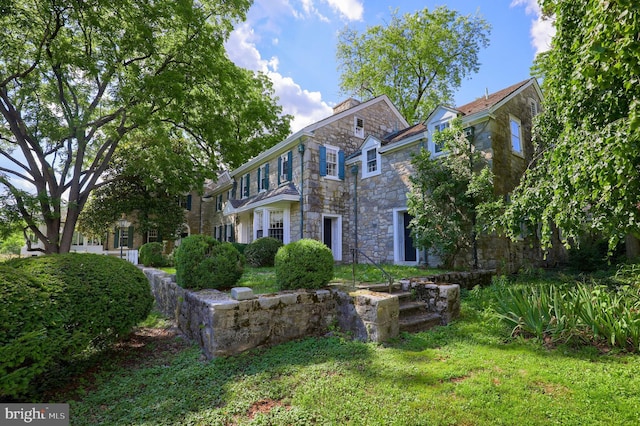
[40,272,640,426]
[160,263,441,294]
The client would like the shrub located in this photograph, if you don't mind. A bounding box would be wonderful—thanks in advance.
[232,242,248,255]
[201,243,245,289]
[275,239,334,290]
[0,254,153,398]
[244,237,283,267]
[174,235,244,290]
[139,242,166,267]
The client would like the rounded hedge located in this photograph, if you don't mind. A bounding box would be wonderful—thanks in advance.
[174,235,244,290]
[139,242,166,267]
[0,254,153,398]
[244,237,283,267]
[274,239,334,290]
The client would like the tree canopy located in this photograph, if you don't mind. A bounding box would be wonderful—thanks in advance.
[336,6,490,123]
[407,119,496,269]
[0,0,290,253]
[502,0,640,251]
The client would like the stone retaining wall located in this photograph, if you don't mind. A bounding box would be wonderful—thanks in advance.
[407,270,495,290]
[142,268,400,358]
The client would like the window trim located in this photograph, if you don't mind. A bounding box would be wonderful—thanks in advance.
[509,115,523,156]
[278,151,292,184]
[320,144,344,180]
[354,116,364,138]
[432,120,450,155]
[240,173,250,199]
[361,138,381,179]
[257,163,269,192]
[252,207,290,243]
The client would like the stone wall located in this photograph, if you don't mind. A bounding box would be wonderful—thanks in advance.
[402,270,495,290]
[142,268,401,358]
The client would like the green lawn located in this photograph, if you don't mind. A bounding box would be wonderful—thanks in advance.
[161,263,441,294]
[55,268,640,426]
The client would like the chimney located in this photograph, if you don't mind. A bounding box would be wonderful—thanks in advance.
[333,98,361,114]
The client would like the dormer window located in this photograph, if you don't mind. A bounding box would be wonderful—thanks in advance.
[354,117,364,138]
[361,136,381,179]
[433,121,450,153]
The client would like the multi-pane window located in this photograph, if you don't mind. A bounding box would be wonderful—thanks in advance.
[366,148,377,173]
[240,173,250,198]
[268,210,284,242]
[433,121,449,153]
[510,116,522,154]
[279,152,290,183]
[255,210,264,238]
[225,224,234,242]
[257,163,269,192]
[147,229,158,243]
[326,146,338,177]
[119,228,129,248]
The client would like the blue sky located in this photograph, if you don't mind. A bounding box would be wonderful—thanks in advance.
[225,0,555,132]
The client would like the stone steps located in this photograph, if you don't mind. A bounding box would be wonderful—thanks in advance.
[399,312,442,333]
[356,282,442,333]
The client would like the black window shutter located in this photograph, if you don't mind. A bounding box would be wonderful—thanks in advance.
[186,194,192,211]
[287,151,293,181]
[128,226,135,248]
[278,156,282,185]
[264,163,270,189]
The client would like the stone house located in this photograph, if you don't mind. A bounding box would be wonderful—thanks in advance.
[186,78,550,270]
[189,95,409,262]
[345,78,550,270]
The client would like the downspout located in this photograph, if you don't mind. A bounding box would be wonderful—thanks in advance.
[199,195,203,234]
[298,142,305,239]
[351,164,358,264]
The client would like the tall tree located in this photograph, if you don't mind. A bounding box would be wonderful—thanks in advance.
[407,120,496,269]
[502,0,640,252]
[336,6,490,123]
[0,0,290,254]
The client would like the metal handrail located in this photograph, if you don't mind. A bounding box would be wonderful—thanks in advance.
[351,248,394,293]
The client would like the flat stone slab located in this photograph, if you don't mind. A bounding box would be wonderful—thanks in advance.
[231,287,255,300]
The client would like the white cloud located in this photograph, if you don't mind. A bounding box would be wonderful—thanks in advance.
[323,0,363,21]
[511,0,556,55]
[226,23,333,133]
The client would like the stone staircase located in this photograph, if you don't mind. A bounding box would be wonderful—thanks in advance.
[356,282,441,333]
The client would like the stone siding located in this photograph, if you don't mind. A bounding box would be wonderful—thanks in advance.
[347,144,419,263]
[303,101,406,246]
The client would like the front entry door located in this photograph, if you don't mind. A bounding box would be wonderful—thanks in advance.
[403,212,417,262]
[322,215,342,261]
[323,217,332,250]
